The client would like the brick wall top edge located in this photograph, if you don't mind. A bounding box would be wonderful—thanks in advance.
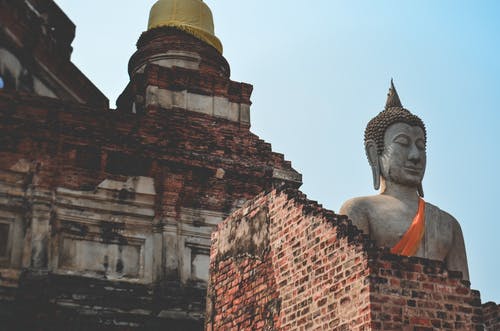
[278,187,477,284]
[215,187,476,286]
[216,190,270,231]
[214,187,371,249]
[275,187,372,242]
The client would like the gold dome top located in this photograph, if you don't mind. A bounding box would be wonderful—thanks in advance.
[148,0,223,53]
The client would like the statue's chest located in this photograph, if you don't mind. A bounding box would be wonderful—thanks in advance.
[369,204,453,260]
[418,205,453,260]
[369,213,415,247]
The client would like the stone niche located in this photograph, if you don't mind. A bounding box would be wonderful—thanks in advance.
[176,207,227,285]
[58,230,144,279]
[51,176,156,282]
[206,188,499,331]
[0,211,23,269]
[0,167,28,271]
[0,223,8,257]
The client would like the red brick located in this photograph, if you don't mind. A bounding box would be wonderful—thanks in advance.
[207,189,493,330]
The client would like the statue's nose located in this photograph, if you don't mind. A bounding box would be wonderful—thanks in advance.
[408,144,421,164]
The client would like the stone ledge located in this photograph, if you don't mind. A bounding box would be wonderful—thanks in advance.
[272,167,302,185]
[145,86,250,125]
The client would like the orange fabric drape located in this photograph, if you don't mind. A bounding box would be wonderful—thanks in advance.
[390,198,426,256]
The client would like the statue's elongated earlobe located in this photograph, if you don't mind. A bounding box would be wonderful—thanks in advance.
[365,139,380,190]
[417,183,424,197]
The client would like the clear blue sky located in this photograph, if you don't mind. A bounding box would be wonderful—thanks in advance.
[55,0,500,303]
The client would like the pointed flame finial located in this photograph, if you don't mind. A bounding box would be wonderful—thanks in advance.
[385,78,403,110]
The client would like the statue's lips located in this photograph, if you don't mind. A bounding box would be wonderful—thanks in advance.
[403,167,423,174]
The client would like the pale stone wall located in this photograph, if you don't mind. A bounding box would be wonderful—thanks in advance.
[146,86,251,125]
[0,167,158,283]
[52,177,156,283]
[0,169,224,286]
[132,50,202,73]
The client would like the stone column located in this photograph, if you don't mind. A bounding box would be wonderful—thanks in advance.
[163,221,179,281]
[27,189,52,272]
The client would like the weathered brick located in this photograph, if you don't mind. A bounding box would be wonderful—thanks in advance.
[207,189,496,330]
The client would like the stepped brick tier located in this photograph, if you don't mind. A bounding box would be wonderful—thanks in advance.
[0,85,299,328]
[207,188,499,331]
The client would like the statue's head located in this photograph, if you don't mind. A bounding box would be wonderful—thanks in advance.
[364,80,427,196]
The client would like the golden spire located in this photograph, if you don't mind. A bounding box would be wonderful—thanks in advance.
[148,0,223,53]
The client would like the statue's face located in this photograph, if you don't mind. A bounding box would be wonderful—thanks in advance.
[379,122,426,187]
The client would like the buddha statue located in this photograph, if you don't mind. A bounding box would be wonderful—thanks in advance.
[339,80,469,280]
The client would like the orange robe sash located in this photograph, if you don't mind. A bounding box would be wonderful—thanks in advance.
[390,198,426,256]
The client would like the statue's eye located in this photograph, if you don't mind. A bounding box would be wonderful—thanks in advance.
[416,139,425,150]
[393,135,409,146]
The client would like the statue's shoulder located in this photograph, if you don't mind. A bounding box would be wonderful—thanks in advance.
[339,195,385,234]
[339,195,378,215]
[425,201,461,230]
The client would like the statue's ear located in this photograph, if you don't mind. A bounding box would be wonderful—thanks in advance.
[365,139,380,190]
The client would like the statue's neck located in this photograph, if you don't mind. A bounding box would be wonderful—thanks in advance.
[380,178,420,204]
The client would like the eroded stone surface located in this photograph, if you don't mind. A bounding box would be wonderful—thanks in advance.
[215,207,269,260]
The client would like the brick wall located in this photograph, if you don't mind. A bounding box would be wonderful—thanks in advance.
[207,188,497,330]
[206,194,282,331]
[369,253,483,330]
[482,302,499,330]
[268,190,372,330]
[0,92,297,201]
[207,189,372,330]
